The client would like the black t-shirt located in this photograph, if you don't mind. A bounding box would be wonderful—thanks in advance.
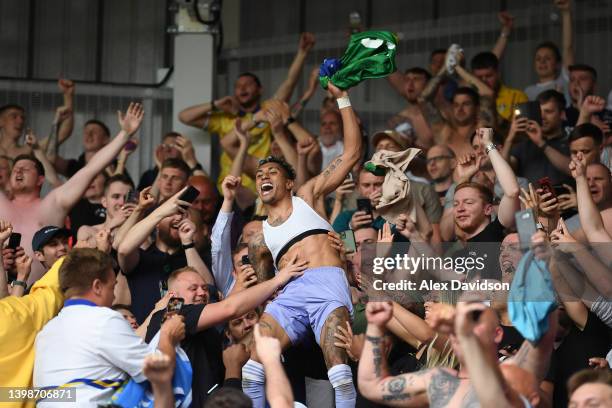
[68,199,106,239]
[138,167,158,191]
[448,219,505,280]
[510,135,573,185]
[66,153,87,178]
[145,304,224,408]
[126,245,187,323]
[549,311,612,408]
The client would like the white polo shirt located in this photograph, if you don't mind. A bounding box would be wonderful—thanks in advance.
[34,299,156,407]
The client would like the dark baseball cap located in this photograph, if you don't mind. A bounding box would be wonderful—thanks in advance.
[32,226,71,252]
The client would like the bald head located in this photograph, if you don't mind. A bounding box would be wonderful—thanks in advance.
[189,175,218,223]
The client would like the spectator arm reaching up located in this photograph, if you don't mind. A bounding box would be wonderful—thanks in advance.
[254,324,294,408]
[272,32,315,103]
[491,12,514,60]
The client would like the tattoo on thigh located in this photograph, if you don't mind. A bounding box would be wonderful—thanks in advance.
[320,308,350,368]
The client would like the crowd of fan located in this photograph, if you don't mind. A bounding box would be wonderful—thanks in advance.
[0,0,611,407]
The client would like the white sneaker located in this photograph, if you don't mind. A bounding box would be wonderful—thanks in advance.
[445,44,463,75]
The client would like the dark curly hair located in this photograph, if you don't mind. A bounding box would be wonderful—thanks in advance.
[257,156,296,180]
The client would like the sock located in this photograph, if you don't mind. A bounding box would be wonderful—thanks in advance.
[242,359,266,408]
[328,364,356,408]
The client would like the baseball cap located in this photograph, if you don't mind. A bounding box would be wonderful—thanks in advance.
[32,226,71,252]
[371,130,410,150]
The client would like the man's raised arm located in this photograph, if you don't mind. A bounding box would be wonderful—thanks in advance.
[479,128,520,228]
[299,83,362,200]
[46,103,144,214]
[358,302,431,407]
[272,32,315,102]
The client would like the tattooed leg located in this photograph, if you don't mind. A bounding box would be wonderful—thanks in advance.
[243,312,292,408]
[320,307,356,408]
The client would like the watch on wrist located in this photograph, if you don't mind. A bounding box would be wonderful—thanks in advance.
[284,117,296,127]
[539,141,548,149]
[11,280,26,288]
[181,242,195,250]
[485,143,497,154]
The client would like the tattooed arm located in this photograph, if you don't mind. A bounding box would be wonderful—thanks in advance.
[508,309,558,381]
[248,230,274,283]
[358,302,431,407]
[298,84,362,203]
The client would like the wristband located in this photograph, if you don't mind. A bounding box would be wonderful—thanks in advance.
[11,280,26,288]
[485,143,497,154]
[181,242,195,250]
[285,117,296,127]
[336,96,351,110]
[538,141,548,150]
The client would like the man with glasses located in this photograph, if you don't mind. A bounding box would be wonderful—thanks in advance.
[426,144,456,205]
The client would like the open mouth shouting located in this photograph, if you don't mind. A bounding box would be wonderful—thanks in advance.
[260,182,274,196]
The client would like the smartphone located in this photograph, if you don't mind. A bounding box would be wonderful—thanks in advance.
[178,185,201,205]
[241,255,251,265]
[514,101,542,125]
[345,172,354,183]
[552,184,569,197]
[126,189,139,204]
[340,230,357,254]
[162,297,184,323]
[356,198,372,215]
[537,176,556,198]
[7,233,21,250]
[471,309,483,321]
[515,208,537,248]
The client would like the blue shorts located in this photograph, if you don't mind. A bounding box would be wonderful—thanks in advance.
[264,266,353,345]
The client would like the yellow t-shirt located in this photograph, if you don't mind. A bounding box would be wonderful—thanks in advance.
[0,258,64,408]
[207,110,272,193]
[496,84,528,121]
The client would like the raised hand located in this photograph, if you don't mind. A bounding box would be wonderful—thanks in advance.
[327,231,348,256]
[24,129,40,150]
[555,0,571,12]
[236,262,258,289]
[525,120,545,147]
[221,175,240,202]
[557,184,577,210]
[365,301,393,328]
[0,220,12,244]
[299,32,316,53]
[143,352,174,386]
[296,138,319,156]
[395,213,422,240]
[455,302,487,338]
[234,118,251,147]
[350,211,373,230]
[455,153,482,183]
[117,102,144,135]
[550,218,578,251]
[377,222,393,244]
[334,178,355,200]
[265,99,291,123]
[327,82,348,99]
[569,152,586,179]
[581,95,606,114]
[477,127,494,145]
[175,135,197,166]
[508,116,528,141]
[177,218,196,245]
[58,78,75,96]
[214,95,240,115]
[15,254,33,281]
[498,11,514,33]
[138,186,156,210]
[54,106,72,125]
[531,229,551,261]
[265,109,285,135]
[95,228,112,253]
[154,186,191,218]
